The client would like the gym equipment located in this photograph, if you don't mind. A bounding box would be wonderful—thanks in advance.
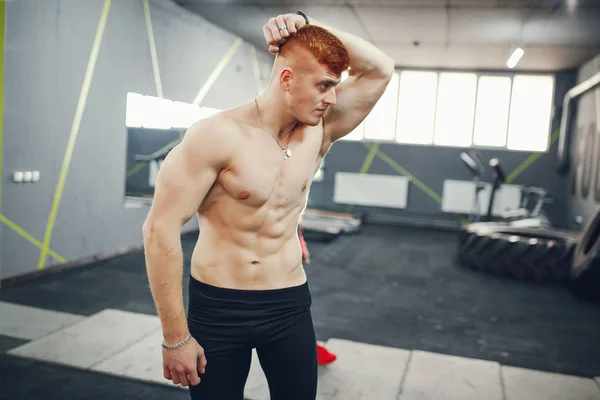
[460,151,485,222]
[501,186,552,228]
[459,152,506,222]
[456,151,580,283]
[461,153,552,228]
[300,208,363,242]
[457,223,581,282]
[302,208,362,233]
[570,207,600,302]
[486,158,505,222]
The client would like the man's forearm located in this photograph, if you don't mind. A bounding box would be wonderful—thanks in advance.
[308,17,394,77]
[143,228,189,343]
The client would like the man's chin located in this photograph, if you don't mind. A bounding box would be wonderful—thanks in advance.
[302,116,322,127]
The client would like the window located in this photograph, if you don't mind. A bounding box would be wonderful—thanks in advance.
[143,96,174,130]
[342,121,365,141]
[363,72,400,140]
[172,101,203,129]
[433,73,477,147]
[396,71,438,145]
[507,75,554,151]
[126,92,220,130]
[125,93,146,128]
[340,71,554,152]
[473,76,512,147]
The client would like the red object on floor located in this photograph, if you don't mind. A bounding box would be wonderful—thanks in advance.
[317,342,337,365]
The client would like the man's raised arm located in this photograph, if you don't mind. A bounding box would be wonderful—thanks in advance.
[142,117,232,345]
[312,17,394,142]
[266,13,395,142]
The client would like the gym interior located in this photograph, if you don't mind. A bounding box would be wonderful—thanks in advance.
[1,1,600,399]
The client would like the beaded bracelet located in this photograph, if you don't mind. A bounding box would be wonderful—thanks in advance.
[161,333,192,350]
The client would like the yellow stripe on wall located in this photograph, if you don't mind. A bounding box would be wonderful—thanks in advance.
[359,142,379,174]
[37,0,112,270]
[0,214,65,263]
[0,1,5,286]
[192,37,243,106]
[361,143,443,205]
[143,0,163,98]
[0,0,6,215]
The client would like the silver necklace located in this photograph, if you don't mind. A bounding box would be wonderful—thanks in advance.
[254,99,294,160]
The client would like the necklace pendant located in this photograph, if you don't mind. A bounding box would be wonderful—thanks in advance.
[285,148,292,158]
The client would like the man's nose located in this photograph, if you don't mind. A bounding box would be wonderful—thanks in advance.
[324,89,337,106]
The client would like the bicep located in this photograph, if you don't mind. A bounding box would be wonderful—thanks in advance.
[324,73,392,142]
[144,122,229,231]
[148,145,218,229]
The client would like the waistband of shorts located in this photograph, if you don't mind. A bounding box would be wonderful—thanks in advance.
[189,275,310,301]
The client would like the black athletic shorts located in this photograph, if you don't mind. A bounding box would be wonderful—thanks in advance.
[187,276,318,400]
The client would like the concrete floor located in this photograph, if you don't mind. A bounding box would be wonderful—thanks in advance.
[1,301,600,399]
[1,224,599,399]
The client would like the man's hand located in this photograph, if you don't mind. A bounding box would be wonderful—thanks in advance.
[263,13,306,54]
[162,336,207,387]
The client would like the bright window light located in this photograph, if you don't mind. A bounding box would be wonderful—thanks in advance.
[473,76,512,147]
[125,92,145,128]
[341,121,365,141]
[395,71,438,145]
[364,72,400,140]
[433,72,478,147]
[507,75,554,151]
[197,107,221,120]
[142,96,174,130]
[172,101,201,129]
[126,92,221,130]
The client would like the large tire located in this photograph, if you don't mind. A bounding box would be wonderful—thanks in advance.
[570,207,600,302]
[457,223,581,282]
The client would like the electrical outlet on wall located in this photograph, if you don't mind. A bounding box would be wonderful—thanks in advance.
[12,171,24,182]
[12,171,40,183]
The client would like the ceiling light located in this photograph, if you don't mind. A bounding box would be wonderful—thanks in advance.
[507,47,524,69]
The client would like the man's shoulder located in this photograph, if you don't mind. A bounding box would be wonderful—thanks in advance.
[185,111,243,145]
[176,109,248,166]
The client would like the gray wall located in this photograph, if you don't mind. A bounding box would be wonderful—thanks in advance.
[0,0,272,281]
[1,0,595,283]
[309,69,578,229]
[567,54,600,229]
[0,0,5,280]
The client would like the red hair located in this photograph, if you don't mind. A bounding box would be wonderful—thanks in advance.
[286,25,350,76]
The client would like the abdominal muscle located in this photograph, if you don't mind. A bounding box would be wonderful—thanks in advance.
[189,198,308,290]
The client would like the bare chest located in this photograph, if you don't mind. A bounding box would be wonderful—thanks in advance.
[216,130,323,208]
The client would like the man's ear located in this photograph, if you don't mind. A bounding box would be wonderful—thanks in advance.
[280,68,293,91]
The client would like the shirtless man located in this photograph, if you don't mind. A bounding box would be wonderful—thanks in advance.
[142,11,394,400]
